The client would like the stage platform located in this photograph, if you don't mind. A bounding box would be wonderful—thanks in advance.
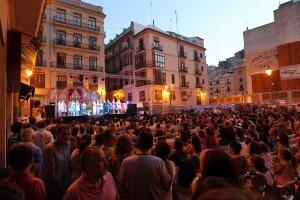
[61,113,136,124]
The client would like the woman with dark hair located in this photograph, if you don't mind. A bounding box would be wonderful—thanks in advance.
[204,127,218,149]
[277,132,290,150]
[201,148,240,187]
[273,148,296,187]
[108,134,134,181]
[248,141,262,158]
[176,158,197,199]
[155,140,176,200]
[70,133,92,182]
[229,141,248,174]
[185,135,202,158]
[249,154,279,199]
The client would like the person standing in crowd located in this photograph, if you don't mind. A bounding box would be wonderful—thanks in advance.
[108,134,134,181]
[20,128,43,178]
[7,121,23,150]
[32,100,46,122]
[50,117,63,139]
[63,146,118,200]
[70,133,92,182]
[42,124,72,200]
[102,129,116,161]
[117,131,174,200]
[4,144,46,200]
[33,120,54,151]
[169,138,187,167]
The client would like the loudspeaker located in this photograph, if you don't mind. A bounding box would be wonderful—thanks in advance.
[44,105,55,118]
[126,104,137,114]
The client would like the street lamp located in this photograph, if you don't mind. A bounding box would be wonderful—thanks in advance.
[165,85,173,109]
[265,68,273,102]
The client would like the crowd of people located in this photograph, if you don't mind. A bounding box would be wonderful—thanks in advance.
[1,103,300,200]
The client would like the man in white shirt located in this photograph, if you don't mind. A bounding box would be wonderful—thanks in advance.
[34,120,54,150]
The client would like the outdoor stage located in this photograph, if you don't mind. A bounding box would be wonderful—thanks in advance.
[60,113,136,124]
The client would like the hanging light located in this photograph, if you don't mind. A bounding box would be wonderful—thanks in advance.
[26,68,32,77]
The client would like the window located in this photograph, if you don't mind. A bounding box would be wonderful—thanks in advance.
[135,53,145,69]
[73,13,81,26]
[56,30,66,44]
[239,78,243,82]
[135,69,147,87]
[89,57,97,71]
[138,38,144,52]
[202,79,205,84]
[88,17,96,30]
[74,55,82,69]
[30,74,45,88]
[73,77,83,87]
[181,75,186,86]
[73,34,82,47]
[128,93,132,101]
[200,53,203,58]
[139,91,145,101]
[171,91,176,101]
[196,77,200,86]
[56,75,67,89]
[89,37,97,50]
[181,91,187,101]
[171,74,175,84]
[57,53,66,67]
[201,66,204,71]
[153,69,166,85]
[180,61,185,70]
[153,52,165,68]
[155,90,162,100]
[56,9,66,22]
[36,50,43,66]
[179,45,184,55]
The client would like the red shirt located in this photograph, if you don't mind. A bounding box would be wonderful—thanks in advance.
[7,172,46,200]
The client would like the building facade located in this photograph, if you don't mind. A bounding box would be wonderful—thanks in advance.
[243,0,300,104]
[21,0,106,116]
[208,50,247,104]
[0,0,46,168]
[105,22,209,114]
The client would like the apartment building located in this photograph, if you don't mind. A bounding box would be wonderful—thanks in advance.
[208,49,246,104]
[105,22,208,114]
[243,0,300,103]
[21,0,106,115]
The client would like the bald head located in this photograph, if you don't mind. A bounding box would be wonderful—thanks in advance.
[21,128,34,142]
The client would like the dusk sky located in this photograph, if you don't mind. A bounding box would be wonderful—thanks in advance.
[86,0,290,66]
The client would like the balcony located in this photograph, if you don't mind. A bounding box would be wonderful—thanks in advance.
[51,62,103,72]
[195,69,202,75]
[226,81,231,85]
[36,61,46,67]
[194,55,201,61]
[135,60,154,70]
[53,39,100,51]
[152,43,163,51]
[53,16,100,32]
[179,67,188,73]
[195,83,203,88]
[136,44,145,53]
[180,82,189,87]
[56,81,67,89]
[178,51,187,58]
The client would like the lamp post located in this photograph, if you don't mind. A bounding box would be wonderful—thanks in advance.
[165,85,173,110]
[266,68,273,102]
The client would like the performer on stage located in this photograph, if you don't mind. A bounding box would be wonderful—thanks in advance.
[62,100,67,116]
[71,100,76,116]
[68,101,72,116]
[96,100,100,115]
[103,100,108,114]
[92,100,97,115]
[107,100,111,114]
[57,101,62,116]
[99,100,104,114]
[116,99,121,114]
[112,99,116,114]
[81,102,87,115]
[75,101,80,116]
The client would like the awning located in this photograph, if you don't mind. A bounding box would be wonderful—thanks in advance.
[19,82,35,101]
[21,44,37,66]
